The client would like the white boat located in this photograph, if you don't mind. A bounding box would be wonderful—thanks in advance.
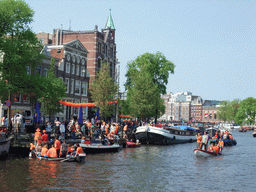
[135,125,200,145]
[80,143,120,153]
[0,132,13,156]
[194,149,220,157]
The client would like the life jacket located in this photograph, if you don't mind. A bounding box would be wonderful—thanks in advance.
[229,135,233,140]
[212,146,220,153]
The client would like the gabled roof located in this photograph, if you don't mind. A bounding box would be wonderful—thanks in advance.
[105,9,115,30]
[64,39,89,54]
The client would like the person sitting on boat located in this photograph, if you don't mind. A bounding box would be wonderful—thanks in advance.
[228,133,233,140]
[75,143,84,157]
[201,132,209,151]
[36,144,42,153]
[41,144,49,157]
[218,138,224,152]
[212,144,220,154]
[47,145,57,158]
[54,137,61,158]
[60,140,68,158]
[196,133,202,149]
[208,143,214,151]
[81,136,86,143]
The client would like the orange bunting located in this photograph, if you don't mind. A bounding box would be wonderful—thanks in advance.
[58,100,117,107]
[119,114,132,118]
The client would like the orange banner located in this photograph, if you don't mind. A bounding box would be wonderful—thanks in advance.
[59,100,117,107]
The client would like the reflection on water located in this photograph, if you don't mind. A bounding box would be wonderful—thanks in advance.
[1,130,256,191]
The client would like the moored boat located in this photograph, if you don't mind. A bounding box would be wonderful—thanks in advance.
[80,143,120,153]
[0,132,13,157]
[135,125,200,145]
[194,149,220,157]
[253,131,256,137]
[126,141,141,148]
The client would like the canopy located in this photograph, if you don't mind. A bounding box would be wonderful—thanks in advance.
[59,100,117,107]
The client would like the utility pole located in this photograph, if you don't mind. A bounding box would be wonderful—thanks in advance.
[115,60,120,123]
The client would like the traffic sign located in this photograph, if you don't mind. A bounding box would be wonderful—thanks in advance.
[6,100,11,107]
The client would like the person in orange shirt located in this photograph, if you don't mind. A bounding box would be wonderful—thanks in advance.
[41,130,49,144]
[75,144,84,157]
[115,123,119,134]
[34,128,41,146]
[212,145,220,154]
[41,144,49,157]
[54,137,61,158]
[229,134,233,140]
[218,138,224,152]
[47,145,57,158]
[196,133,202,149]
[105,123,109,134]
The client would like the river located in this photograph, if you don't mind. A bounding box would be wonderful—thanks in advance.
[0,130,255,191]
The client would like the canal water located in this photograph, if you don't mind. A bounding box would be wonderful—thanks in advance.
[0,130,255,191]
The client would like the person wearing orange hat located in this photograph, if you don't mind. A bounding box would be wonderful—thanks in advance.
[34,128,41,146]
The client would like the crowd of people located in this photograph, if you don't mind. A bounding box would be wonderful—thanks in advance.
[196,129,234,154]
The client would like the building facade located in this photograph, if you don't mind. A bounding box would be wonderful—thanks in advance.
[47,40,89,121]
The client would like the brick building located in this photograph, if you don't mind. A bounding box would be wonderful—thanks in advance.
[52,10,117,84]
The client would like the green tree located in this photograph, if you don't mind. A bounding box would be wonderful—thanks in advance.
[0,0,43,126]
[226,99,240,122]
[38,58,66,118]
[235,97,256,125]
[217,101,229,122]
[118,100,130,116]
[90,62,118,120]
[125,52,174,123]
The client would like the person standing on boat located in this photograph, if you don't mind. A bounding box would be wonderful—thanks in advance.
[201,132,209,151]
[218,138,224,152]
[196,133,202,149]
[60,140,68,157]
[41,130,49,145]
[34,128,41,146]
[54,137,61,158]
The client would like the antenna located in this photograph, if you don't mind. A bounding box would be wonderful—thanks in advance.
[69,20,71,30]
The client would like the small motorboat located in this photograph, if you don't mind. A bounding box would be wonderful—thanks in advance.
[194,149,221,157]
[238,128,247,132]
[211,139,237,146]
[253,131,256,137]
[80,143,120,154]
[126,141,141,148]
[0,132,13,157]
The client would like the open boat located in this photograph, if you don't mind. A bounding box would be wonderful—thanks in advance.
[30,150,86,162]
[194,149,221,157]
[80,143,120,153]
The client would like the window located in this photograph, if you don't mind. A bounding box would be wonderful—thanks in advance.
[36,65,41,75]
[43,67,48,76]
[65,78,69,93]
[75,80,81,95]
[76,65,80,76]
[23,95,30,104]
[26,66,31,75]
[66,63,70,73]
[81,82,87,96]
[70,79,74,94]
[81,66,85,77]
[14,94,21,103]
[71,64,75,74]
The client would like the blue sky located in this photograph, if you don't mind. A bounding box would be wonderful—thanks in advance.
[25,0,255,101]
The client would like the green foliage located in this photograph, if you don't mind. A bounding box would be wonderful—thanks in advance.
[125,52,173,121]
[235,97,256,125]
[0,0,43,101]
[118,100,130,116]
[217,99,240,123]
[90,62,118,120]
[38,58,66,116]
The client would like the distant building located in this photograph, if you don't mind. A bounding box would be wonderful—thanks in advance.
[36,32,52,45]
[202,100,222,123]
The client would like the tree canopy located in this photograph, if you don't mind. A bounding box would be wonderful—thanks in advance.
[90,62,118,120]
[125,52,174,122]
[0,0,43,100]
[235,97,256,125]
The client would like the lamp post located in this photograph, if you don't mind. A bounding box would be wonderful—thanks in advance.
[115,60,120,123]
